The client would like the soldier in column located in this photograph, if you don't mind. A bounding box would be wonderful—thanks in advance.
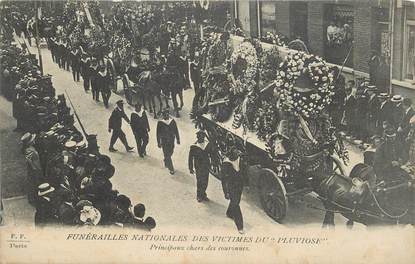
[188,130,212,202]
[156,109,180,174]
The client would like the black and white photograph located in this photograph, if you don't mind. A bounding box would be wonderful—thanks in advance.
[0,0,414,263]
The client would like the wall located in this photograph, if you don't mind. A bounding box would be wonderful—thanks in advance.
[307,2,325,56]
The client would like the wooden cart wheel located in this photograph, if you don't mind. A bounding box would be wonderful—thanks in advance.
[258,168,288,222]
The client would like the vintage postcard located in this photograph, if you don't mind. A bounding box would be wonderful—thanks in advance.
[1,0,414,263]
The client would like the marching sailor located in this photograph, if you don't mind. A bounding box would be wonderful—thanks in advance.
[221,147,245,234]
[156,109,180,174]
[188,129,212,202]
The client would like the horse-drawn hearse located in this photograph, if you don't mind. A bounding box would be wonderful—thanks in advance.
[192,35,415,227]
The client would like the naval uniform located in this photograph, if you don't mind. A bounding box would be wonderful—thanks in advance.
[188,140,212,200]
[130,110,150,157]
[156,118,180,172]
[221,157,244,231]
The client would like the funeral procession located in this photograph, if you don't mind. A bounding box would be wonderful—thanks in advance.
[1,0,415,235]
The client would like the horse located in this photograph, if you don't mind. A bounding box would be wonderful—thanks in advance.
[159,66,185,118]
[315,162,414,228]
[136,70,164,118]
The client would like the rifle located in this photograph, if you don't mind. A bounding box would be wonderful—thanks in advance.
[64,90,88,138]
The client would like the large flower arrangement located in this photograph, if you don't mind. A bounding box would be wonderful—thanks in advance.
[111,32,132,73]
[259,46,281,85]
[275,51,335,118]
[87,25,108,58]
[230,26,246,38]
[230,40,259,95]
[251,97,280,141]
[261,32,286,47]
[69,25,83,47]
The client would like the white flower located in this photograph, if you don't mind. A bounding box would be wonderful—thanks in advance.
[322,76,328,81]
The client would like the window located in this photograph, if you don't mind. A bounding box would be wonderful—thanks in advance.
[260,1,276,36]
[404,22,415,82]
[324,4,354,66]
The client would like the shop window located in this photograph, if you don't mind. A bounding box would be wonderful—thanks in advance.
[259,1,276,36]
[404,23,415,82]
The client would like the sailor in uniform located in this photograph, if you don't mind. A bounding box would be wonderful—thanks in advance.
[221,147,245,234]
[156,109,180,174]
[188,130,212,202]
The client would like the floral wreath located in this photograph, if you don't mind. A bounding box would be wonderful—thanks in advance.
[261,32,286,47]
[275,51,334,118]
[230,40,259,95]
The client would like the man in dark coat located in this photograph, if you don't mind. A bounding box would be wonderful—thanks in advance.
[80,54,91,92]
[130,103,150,158]
[70,47,81,82]
[366,85,379,137]
[190,51,202,116]
[221,147,244,234]
[96,65,110,108]
[390,95,404,129]
[188,130,212,202]
[21,133,43,204]
[341,81,356,135]
[35,183,58,226]
[89,59,99,101]
[355,89,369,140]
[108,100,134,152]
[156,109,180,174]
[374,127,402,182]
[397,98,414,162]
[377,93,392,135]
[368,50,380,86]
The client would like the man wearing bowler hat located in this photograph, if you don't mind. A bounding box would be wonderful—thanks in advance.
[108,100,134,153]
[188,129,212,202]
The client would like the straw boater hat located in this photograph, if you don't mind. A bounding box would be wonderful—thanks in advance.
[384,127,397,137]
[79,206,101,225]
[391,95,403,103]
[21,133,36,145]
[38,183,55,197]
[65,140,77,149]
[378,93,389,99]
[367,85,377,91]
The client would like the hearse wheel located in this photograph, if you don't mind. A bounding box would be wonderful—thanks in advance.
[258,168,288,222]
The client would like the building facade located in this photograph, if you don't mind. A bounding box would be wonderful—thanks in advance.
[231,0,415,99]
